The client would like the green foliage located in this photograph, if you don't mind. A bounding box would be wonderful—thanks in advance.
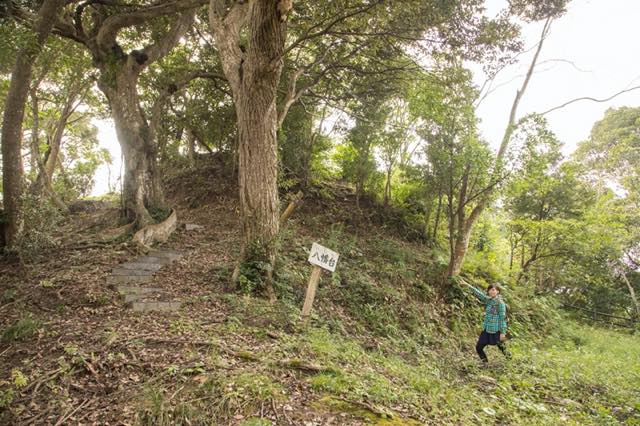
[17,194,61,261]
[237,240,275,296]
[1,316,41,342]
[148,206,172,223]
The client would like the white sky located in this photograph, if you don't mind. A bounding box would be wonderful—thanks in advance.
[91,0,640,195]
[474,0,640,154]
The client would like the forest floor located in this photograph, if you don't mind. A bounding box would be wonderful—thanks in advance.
[1,164,639,425]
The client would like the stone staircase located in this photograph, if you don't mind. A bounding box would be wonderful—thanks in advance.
[108,250,183,312]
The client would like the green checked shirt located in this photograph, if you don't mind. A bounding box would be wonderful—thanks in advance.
[469,286,508,334]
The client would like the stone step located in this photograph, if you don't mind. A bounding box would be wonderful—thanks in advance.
[107,275,152,285]
[131,301,181,312]
[112,268,155,276]
[118,262,164,272]
[148,250,183,261]
[117,286,165,303]
[135,256,173,265]
[117,285,163,295]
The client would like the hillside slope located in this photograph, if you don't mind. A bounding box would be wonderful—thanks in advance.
[1,162,639,425]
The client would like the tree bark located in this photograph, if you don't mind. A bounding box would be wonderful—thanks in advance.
[99,72,158,226]
[209,0,288,299]
[432,190,443,242]
[1,0,64,251]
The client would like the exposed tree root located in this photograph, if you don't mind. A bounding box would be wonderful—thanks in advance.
[133,208,177,249]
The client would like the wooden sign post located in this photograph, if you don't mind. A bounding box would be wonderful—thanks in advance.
[301,242,340,322]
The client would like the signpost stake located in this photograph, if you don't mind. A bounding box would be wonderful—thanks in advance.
[301,265,322,320]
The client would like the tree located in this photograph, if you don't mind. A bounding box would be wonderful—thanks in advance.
[47,0,206,227]
[442,15,557,278]
[207,0,290,299]
[572,107,640,318]
[504,116,593,285]
[574,107,640,201]
[27,39,97,210]
[1,0,65,252]
[378,99,416,208]
[207,0,533,296]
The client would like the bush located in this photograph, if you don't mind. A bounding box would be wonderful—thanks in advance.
[17,194,62,261]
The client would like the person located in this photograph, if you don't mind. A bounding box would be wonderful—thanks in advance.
[458,279,511,365]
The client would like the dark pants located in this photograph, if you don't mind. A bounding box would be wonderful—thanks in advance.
[476,330,511,362]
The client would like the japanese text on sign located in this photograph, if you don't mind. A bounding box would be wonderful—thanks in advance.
[308,242,340,272]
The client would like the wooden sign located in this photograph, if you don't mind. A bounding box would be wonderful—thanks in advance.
[307,242,339,272]
[301,243,340,321]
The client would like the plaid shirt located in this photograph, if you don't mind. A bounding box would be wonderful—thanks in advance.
[469,286,508,334]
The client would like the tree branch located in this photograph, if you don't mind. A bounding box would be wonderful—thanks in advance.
[540,85,640,116]
[143,8,196,65]
[96,0,206,49]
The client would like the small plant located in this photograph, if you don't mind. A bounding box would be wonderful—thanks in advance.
[39,279,54,288]
[1,289,17,303]
[10,369,27,389]
[1,316,41,342]
[0,370,28,410]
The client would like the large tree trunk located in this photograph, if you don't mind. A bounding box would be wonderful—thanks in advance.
[445,202,484,278]
[209,0,288,299]
[1,0,64,251]
[99,66,165,227]
[235,89,280,297]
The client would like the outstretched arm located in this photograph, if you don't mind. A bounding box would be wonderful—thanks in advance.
[456,278,489,303]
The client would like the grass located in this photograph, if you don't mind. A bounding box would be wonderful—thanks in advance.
[125,220,640,425]
[1,316,41,342]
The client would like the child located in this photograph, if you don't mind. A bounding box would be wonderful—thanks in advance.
[459,280,511,364]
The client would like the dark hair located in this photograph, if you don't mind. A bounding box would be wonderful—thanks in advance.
[486,284,500,294]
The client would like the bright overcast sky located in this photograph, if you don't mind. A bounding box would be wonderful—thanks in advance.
[475,0,640,154]
[92,0,640,195]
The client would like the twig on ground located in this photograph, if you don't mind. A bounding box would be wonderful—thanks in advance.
[282,405,293,425]
[335,396,394,419]
[278,359,332,373]
[141,337,261,362]
[23,367,63,394]
[271,398,280,422]
[54,398,90,426]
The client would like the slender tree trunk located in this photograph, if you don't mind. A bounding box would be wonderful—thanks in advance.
[384,166,392,207]
[33,90,77,201]
[423,200,432,240]
[1,0,64,251]
[29,89,40,174]
[433,190,443,242]
[619,270,640,321]
[27,89,66,211]
[509,233,515,271]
